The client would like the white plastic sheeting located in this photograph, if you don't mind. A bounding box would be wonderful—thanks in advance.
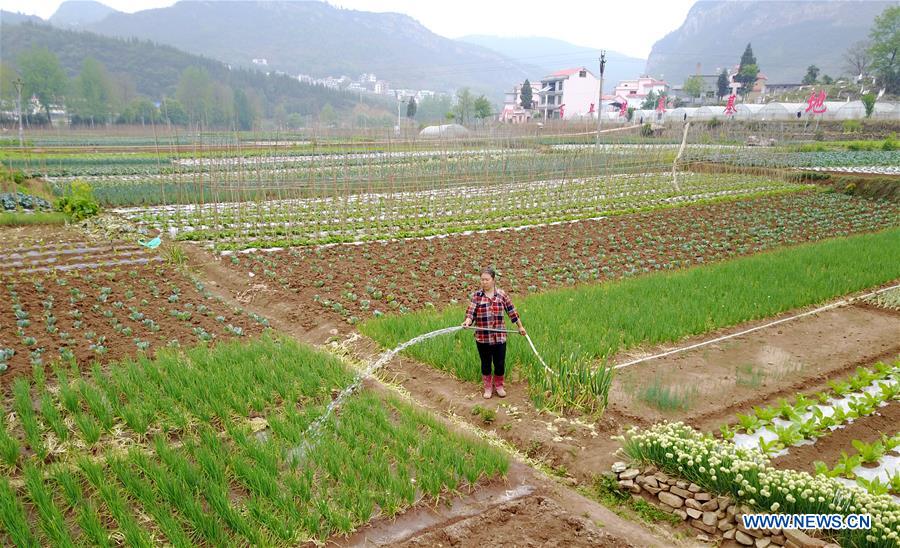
[693,106,726,120]
[418,124,470,138]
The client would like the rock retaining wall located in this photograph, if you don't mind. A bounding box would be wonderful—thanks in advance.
[611,462,841,548]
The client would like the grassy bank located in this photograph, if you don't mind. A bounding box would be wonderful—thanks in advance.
[0,211,68,226]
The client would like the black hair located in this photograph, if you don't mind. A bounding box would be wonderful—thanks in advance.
[480,267,497,279]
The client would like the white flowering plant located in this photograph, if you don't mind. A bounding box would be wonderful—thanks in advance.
[620,422,900,548]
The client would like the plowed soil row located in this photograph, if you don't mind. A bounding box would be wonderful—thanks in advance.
[0,254,262,382]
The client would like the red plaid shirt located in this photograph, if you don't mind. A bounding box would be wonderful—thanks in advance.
[465,288,520,344]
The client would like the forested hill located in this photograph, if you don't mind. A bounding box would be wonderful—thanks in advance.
[1,21,390,123]
[79,0,529,95]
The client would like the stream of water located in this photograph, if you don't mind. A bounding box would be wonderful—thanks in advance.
[285,325,551,463]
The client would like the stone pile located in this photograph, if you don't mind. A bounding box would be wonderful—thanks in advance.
[611,462,840,548]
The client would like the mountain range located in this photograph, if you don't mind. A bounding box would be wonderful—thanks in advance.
[8,0,646,101]
[645,0,892,84]
[48,0,117,27]
[74,0,531,97]
[3,0,892,103]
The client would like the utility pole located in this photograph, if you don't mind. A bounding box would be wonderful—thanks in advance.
[395,93,404,135]
[595,51,606,146]
[13,77,24,147]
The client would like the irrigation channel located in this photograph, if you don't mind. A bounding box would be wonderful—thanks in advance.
[286,325,551,462]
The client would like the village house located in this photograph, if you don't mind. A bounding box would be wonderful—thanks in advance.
[614,76,670,109]
[536,68,601,120]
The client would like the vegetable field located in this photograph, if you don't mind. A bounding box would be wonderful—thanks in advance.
[0,231,264,377]
[115,172,803,248]
[2,122,899,546]
[224,191,899,329]
[0,336,508,545]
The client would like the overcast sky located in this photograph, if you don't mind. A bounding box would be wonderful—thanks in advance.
[2,0,699,59]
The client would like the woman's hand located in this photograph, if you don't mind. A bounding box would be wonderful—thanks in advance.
[518,325,527,336]
[462,318,472,328]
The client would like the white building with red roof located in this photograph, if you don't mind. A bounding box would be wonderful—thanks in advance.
[614,76,670,109]
[536,67,601,120]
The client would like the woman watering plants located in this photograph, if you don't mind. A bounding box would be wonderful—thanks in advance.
[461,267,527,399]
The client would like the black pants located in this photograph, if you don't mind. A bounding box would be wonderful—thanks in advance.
[476,342,506,377]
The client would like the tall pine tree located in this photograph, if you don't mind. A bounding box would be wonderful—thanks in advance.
[739,43,757,69]
[520,79,533,109]
[717,69,730,99]
[735,43,759,96]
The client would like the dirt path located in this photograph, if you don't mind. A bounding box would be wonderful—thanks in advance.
[610,296,900,433]
[338,462,666,547]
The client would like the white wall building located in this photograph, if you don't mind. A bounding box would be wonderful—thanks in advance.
[614,76,669,109]
[537,68,601,120]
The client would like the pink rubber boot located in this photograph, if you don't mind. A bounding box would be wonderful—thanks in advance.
[482,375,493,399]
[493,375,506,398]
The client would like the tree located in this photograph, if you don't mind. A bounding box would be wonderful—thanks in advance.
[176,66,213,127]
[405,97,417,118]
[319,103,337,126]
[18,47,67,127]
[454,88,474,126]
[111,74,138,110]
[640,90,659,110]
[868,5,899,94]
[861,92,876,117]
[739,43,757,70]
[118,98,159,125]
[286,112,305,129]
[70,58,116,126]
[737,64,759,96]
[734,43,759,96]
[802,65,820,85]
[206,82,233,127]
[415,95,453,122]
[160,98,188,125]
[716,69,730,99]
[473,95,492,123]
[0,61,18,106]
[844,40,872,79]
[520,79,533,109]
[233,88,255,130]
[683,75,705,102]
[821,74,834,85]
